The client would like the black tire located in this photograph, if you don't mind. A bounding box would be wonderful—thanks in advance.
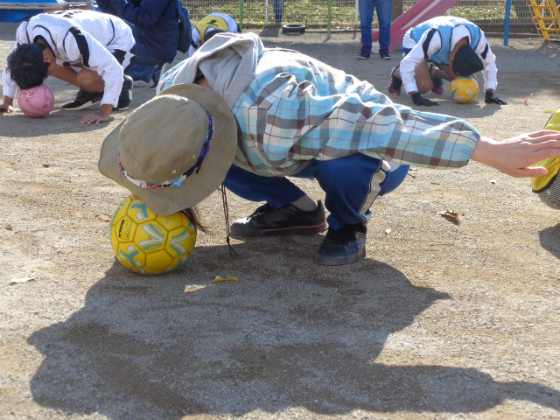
[282,24,306,34]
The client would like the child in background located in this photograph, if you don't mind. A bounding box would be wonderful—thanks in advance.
[1,9,135,124]
[188,13,240,57]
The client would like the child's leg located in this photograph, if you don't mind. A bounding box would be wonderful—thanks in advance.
[432,64,456,82]
[48,63,80,86]
[412,61,434,94]
[310,154,409,230]
[224,165,307,208]
[75,68,105,93]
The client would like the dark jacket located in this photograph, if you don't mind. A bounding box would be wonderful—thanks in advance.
[96,0,179,64]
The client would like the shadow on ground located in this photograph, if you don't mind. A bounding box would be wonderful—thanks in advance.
[539,223,560,259]
[28,241,560,418]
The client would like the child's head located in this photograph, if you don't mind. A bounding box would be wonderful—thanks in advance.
[7,43,49,90]
[452,45,483,77]
[203,28,225,44]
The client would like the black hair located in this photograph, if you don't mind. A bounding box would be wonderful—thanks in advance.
[7,42,49,90]
[452,45,484,77]
[203,28,225,43]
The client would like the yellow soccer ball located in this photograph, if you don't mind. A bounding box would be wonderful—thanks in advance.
[449,76,479,104]
[109,195,197,275]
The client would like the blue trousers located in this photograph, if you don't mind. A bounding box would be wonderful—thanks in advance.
[124,21,170,82]
[359,0,392,54]
[273,0,285,24]
[224,154,409,230]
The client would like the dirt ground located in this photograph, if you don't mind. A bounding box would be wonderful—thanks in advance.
[1,22,560,420]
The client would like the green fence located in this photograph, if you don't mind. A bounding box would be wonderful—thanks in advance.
[184,0,536,31]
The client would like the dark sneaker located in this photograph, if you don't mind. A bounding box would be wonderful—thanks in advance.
[388,66,402,95]
[357,51,370,60]
[431,78,444,95]
[230,201,327,238]
[314,223,367,266]
[116,75,133,110]
[150,62,172,90]
[149,65,161,90]
[379,51,391,60]
[61,89,103,111]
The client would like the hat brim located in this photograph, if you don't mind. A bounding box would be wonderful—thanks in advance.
[99,84,238,216]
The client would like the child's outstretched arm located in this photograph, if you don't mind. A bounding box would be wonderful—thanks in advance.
[471,131,560,177]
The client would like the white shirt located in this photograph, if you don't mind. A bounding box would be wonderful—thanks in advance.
[400,24,498,94]
[2,10,135,107]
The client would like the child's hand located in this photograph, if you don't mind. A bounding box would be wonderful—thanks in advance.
[80,112,110,125]
[0,103,14,113]
[472,131,560,177]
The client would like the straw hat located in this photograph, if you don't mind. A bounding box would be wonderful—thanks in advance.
[98,84,238,215]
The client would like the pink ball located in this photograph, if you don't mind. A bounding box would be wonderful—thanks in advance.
[17,85,55,118]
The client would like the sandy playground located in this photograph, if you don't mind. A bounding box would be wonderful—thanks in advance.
[1,22,560,420]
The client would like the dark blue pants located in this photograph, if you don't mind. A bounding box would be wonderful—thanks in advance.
[359,0,392,54]
[224,154,409,230]
[124,21,168,82]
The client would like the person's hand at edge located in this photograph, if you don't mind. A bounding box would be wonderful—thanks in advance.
[80,104,112,125]
[0,103,13,113]
[485,90,507,105]
[472,131,560,177]
[1,96,14,113]
[411,93,439,106]
[80,112,111,125]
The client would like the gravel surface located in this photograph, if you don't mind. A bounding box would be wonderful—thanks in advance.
[1,23,560,420]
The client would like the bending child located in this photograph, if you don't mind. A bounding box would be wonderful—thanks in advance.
[1,9,135,124]
[99,33,560,266]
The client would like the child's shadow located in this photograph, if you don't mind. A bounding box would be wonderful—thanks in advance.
[28,241,560,418]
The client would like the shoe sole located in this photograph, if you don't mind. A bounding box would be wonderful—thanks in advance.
[61,100,100,111]
[230,222,327,238]
[314,247,365,266]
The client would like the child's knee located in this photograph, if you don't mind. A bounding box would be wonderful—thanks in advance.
[77,69,104,91]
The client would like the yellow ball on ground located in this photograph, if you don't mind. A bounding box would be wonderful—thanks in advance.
[449,76,479,104]
[531,108,560,209]
[109,195,197,275]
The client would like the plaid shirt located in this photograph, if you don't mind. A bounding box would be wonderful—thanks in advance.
[231,49,480,177]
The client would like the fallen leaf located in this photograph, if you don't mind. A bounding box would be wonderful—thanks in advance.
[43,164,50,168]
[4,224,12,231]
[544,110,553,113]
[213,275,238,282]
[184,284,209,293]
[439,210,460,225]
[9,277,35,285]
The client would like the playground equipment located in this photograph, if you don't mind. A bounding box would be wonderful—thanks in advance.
[526,0,560,40]
[371,0,460,51]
